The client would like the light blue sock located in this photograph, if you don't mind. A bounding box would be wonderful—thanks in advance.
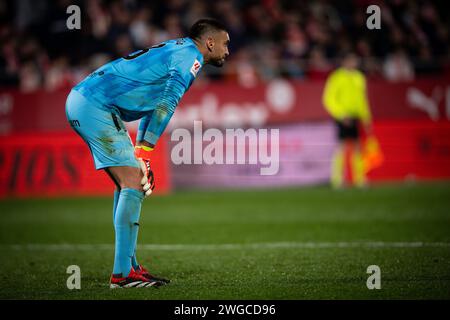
[112,189,120,225]
[113,188,140,270]
[130,214,141,270]
[112,188,143,276]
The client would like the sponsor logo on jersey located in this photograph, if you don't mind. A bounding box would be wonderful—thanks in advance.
[190,59,202,77]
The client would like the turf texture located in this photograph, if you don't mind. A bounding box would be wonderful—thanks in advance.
[0,182,449,299]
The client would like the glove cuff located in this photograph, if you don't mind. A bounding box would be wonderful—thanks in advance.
[135,145,153,160]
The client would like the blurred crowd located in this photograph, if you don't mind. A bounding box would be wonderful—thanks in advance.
[0,0,449,92]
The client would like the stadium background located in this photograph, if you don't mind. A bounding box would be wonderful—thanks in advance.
[0,0,450,300]
[1,0,449,196]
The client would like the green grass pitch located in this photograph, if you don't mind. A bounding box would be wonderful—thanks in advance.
[0,182,449,299]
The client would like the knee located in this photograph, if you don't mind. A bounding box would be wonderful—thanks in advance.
[119,178,141,191]
[118,170,143,191]
[105,166,144,191]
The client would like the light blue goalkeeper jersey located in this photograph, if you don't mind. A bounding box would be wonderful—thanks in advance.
[73,37,204,146]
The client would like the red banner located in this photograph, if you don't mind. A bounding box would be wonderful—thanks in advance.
[1,77,449,135]
[368,120,450,181]
[0,132,171,198]
[1,77,449,196]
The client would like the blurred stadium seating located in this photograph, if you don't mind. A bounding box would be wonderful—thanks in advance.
[0,0,449,90]
[0,0,449,197]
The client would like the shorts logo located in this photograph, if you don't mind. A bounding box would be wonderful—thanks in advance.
[190,59,201,77]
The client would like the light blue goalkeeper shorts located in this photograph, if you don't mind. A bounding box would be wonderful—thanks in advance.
[65,89,140,170]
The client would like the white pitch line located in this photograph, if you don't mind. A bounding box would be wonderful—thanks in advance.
[2,241,450,251]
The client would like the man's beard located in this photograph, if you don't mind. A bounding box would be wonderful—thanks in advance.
[210,58,224,67]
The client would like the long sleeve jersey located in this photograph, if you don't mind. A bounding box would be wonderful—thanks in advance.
[73,37,204,146]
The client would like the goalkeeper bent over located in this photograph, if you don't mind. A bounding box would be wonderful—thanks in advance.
[64,19,230,288]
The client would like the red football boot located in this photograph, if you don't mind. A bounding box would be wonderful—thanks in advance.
[110,268,161,288]
[135,265,170,285]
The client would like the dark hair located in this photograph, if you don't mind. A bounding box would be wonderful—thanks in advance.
[189,18,227,40]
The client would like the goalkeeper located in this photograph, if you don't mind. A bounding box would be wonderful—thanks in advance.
[65,19,230,288]
[322,51,372,189]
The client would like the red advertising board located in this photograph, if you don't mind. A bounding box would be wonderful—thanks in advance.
[1,77,449,134]
[0,132,171,198]
[368,120,450,181]
[169,119,450,190]
[0,77,449,196]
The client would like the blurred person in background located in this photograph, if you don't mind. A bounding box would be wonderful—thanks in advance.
[307,46,333,80]
[383,47,415,82]
[322,51,372,189]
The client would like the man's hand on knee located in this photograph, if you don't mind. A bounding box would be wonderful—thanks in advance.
[135,145,155,197]
[138,158,155,197]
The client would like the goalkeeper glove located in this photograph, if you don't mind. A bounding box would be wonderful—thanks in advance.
[134,145,155,197]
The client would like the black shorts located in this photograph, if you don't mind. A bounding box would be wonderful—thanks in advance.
[336,118,360,140]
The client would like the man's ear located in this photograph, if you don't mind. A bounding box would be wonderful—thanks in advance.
[206,36,214,52]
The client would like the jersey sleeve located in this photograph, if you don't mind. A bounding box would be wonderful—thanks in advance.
[136,112,152,142]
[137,48,200,146]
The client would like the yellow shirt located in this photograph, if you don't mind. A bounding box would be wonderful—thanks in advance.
[322,68,371,124]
